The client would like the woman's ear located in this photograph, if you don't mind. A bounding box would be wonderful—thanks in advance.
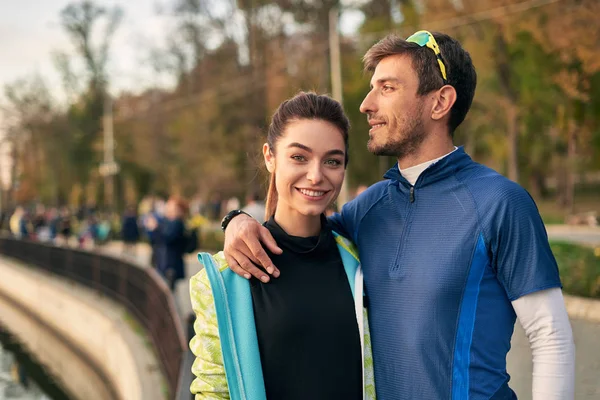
[263,143,275,173]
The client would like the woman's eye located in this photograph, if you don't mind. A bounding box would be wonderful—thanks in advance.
[291,155,306,161]
[325,159,342,166]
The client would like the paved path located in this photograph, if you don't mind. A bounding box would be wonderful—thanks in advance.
[507,318,600,400]
[546,225,600,247]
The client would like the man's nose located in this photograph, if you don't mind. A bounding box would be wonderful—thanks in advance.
[360,90,376,114]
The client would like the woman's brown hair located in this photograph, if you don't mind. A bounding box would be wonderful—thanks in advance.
[264,92,350,221]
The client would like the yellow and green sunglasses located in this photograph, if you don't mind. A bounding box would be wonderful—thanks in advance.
[406,30,448,85]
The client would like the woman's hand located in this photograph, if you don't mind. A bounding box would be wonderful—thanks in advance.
[223,214,282,282]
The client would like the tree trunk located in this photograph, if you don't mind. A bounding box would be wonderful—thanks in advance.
[506,103,519,183]
[564,120,577,214]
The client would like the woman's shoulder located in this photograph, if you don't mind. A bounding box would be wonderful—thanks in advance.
[331,232,359,261]
[194,251,229,279]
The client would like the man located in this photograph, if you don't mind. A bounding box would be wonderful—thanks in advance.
[121,205,140,258]
[221,32,575,399]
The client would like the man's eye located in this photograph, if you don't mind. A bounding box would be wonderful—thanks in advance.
[382,85,394,92]
[325,159,342,166]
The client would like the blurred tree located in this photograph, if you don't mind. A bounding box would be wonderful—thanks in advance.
[1,76,72,205]
[57,0,123,205]
[5,0,599,214]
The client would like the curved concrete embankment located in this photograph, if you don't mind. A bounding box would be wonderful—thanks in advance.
[0,257,166,400]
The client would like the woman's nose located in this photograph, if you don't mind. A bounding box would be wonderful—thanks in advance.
[306,163,324,184]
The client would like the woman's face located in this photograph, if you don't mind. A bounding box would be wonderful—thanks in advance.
[264,119,346,220]
[165,200,181,220]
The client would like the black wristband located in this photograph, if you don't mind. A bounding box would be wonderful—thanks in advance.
[221,209,251,232]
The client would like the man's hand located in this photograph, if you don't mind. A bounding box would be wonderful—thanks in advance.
[223,214,282,282]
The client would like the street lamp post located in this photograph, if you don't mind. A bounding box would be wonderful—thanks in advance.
[100,95,119,209]
[329,6,349,207]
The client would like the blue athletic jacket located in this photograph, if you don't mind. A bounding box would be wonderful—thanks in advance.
[329,147,562,399]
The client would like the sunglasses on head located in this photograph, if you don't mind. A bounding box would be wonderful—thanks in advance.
[406,30,448,85]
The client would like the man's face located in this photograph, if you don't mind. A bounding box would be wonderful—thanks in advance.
[360,54,428,158]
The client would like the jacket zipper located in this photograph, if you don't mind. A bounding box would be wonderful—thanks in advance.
[392,184,415,273]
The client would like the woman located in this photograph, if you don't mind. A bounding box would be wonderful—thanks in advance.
[146,196,188,291]
[190,92,376,399]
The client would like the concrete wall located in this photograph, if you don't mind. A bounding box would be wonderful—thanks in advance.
[0,295,114,400]
[0,258,165,400]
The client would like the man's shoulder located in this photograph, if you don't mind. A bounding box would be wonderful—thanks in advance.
[457,162,531,205]
[351,180,389,206]
[456,162,542,236]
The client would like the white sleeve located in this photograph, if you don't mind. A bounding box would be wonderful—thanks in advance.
[512,288,575,400]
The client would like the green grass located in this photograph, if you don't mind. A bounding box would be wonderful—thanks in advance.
[551,241,600,299]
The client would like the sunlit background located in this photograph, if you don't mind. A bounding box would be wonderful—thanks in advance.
[0,1,598,399]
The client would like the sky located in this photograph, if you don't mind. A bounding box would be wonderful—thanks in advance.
[0,0,365,102]
[0,0,175,190]
[0,0,176,100]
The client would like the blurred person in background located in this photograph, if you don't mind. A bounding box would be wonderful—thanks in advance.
[190,92,375,399]
[32,204,46,240]
[207,193,222,221]
[95,212,113,244]
[146,196,188,291]
[9,207,25,238]
[47,208,60,243]
[225,195,240,213]
[19,210,30,239]
[78,213,98,249]
[354,184,368,198]
[142,199,164,268]
[241,191,266,223]
[121,205,140,258]
[56,207,73,246]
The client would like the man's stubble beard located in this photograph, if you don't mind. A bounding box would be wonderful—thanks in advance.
[367,103,427,159]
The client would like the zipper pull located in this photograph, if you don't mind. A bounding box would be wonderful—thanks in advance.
[410,186,415,203]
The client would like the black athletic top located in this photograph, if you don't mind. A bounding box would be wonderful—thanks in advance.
[250,215,362,400]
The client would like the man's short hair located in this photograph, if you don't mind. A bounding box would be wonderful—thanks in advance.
[363,32,477,135]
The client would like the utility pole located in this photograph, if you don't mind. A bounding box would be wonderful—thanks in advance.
[100,95,119,209]
[329,6,349,207]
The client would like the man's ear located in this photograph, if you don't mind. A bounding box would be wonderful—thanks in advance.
[431,85,457,121]
[263,143,275,173]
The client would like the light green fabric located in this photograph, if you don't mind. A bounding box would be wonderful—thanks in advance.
[189,252,230,399]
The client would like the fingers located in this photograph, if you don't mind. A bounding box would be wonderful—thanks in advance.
[223,249,250,280]
[260,226,283,255]
[245,238,278,278]
[228,248,271,283]
[254,227,280,277]
[223,216,277,282]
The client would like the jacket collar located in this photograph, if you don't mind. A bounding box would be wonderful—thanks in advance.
[383,146,472,187]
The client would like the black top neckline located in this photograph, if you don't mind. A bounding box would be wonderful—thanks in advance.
[265,214,331,255]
